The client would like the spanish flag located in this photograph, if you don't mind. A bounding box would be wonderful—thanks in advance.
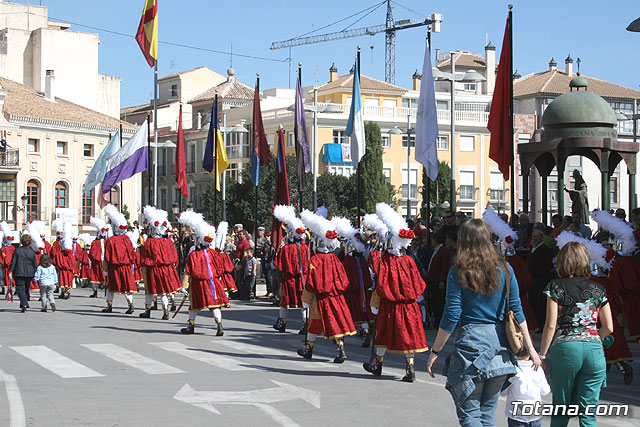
[135,0,158,67]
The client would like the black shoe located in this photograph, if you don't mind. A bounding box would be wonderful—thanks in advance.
[216,322,224,336]
[0,287,4,295]
[139,309,151,318]
[162,309,169,320]
[297,343,313,359]
[125,304,134,315]
[151,301,158,310]
[170,302,176,312]
[402,364,416,382]
[363,357,382,376]
[181,323,195,334]
[362,329,371,348]
[620,362,634,385]
[298,321,307,335]
[102,305,113,313]
[40,308,47,312]
[51,304,56,312]
[273,318,286,333]
[334,345,347,364]
[89,290,98,298]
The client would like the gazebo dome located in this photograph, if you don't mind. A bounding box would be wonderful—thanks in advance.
[541,88,617,128]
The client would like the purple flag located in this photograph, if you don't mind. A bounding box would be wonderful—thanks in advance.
[102,121,148,193]
[295,73,310,191]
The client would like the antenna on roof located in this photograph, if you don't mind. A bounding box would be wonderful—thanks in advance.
[230,41,233,68]
[485,30,488,46]
[314,64,320,85]
[576,57,581,74]
[170,60,175,73]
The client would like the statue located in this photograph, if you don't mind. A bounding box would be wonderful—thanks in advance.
[564,169,589,224]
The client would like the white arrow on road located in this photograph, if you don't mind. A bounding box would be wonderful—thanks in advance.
[174,380,321,427]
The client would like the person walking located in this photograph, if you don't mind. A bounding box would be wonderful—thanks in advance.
[427,219,540,426]
[9,233,38,312]
[34,254,58,312]
[540,241,613,427]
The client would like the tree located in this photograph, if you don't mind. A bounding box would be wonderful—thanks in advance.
[420,160,451,220]
[358,122,395,213]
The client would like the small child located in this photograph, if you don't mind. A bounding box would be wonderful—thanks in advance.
[243,248,258,300]
[34,255,59,312]
[501,349,550,427]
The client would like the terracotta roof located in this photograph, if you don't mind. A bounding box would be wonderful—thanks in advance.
[437,52,489,70]
[158,66,208,81]
[514,70,640,100]
[120,103,150,116]
[317,73,408,93]
[0,77,137,133]
[189,77,255,103]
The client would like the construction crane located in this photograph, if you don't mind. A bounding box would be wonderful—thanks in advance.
[270,0,442,84]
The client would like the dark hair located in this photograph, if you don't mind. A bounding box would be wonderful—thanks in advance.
[431,231,446,245]
[446,230,458,243]
[40,254,52,268]
[20,234,31,247]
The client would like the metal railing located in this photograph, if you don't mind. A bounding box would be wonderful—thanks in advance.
[459,185,476,200]
[0,149,19,168]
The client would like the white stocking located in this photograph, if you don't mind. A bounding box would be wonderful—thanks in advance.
[106,290,115,302]
[361,322,369,330]
[307,333,318,343]
[301,308,307,320]
[161,295,169,307]
[188,310,197,321]
[375,347,386,357]
[405,352,415,359]
[279,306,287,319]
[145,294,153,306]
[125,294,133,304]
[212,308,222,321]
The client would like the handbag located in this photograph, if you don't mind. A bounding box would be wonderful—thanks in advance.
[503,261,524,354]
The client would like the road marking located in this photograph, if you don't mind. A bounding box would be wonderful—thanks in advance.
[82,343,185,375]
[215,340,333,370]
[10,346,104,379]
[174,380,320,427]
[0,368,25,427]
[150,341,251,371]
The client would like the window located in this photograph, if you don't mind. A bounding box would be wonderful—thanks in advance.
[171,84,178,97]
[56,141,68,155]
[287,132,295,148]
[567,156,581,167]
[610,177,618,205]
[55,181,68,208]
[332,130,346,145]
[436,100,449,110]
[160,189,167,211]
[228,162,244,183]
[26,180,40,221]
[226,133,250,159]
[327,163,354,177]
[82,189,93,224]
[463,83,477,92]
[402,98,418,108]
[364,98,378,107]
[402,169,418,199]
[27,138,39,153]
[383,168,391,183]
[83,144,94,157]
[548,180,558,202]
[0,179,15,222]
[381,134,390,148]
[402,135,415,148]
[383,99,396,108]
[187,144,196,173]
[460,135,474,152]
[489,172,504,200]
[459,171,475,200]
[437,135,449,150]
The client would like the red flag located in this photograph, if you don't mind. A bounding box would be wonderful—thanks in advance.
[271,129,290,248]
[253,79,274,165]
[135,0,158,67]
[487,15,512,181]
[176,104,189,197]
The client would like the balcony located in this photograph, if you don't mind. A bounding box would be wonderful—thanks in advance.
[0,149,19,169]
[459,185,478,201]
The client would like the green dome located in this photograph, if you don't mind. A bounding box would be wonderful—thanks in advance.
[541,91,617,128]
[569,75,588,88]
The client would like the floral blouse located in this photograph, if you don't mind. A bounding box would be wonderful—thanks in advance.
[543,277,608,345]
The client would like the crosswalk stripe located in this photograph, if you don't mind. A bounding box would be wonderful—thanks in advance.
[150,341,251,371]
[81,344,185,375]
[215,340,332,370]
[10,346,104,379]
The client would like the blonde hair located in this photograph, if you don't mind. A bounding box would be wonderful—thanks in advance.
[455,219,503,295]
[556,241,591,278]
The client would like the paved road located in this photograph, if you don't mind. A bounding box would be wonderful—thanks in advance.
[1,289,639,427]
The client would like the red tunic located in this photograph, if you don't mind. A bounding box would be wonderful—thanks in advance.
[213,250,237,292]
[72,242,83,276]
[274,242,310,309]
[88,240,106,284]
[609,255,640,339]
[104,235,137,294]
[305,252,356,339]
[54,249,76,288]
[342,253,374,325]
[590,275,632,364]
[79,249,91,279]
[186,248,228,310]
[43,240,52,256]
[1,244,15,287]
[506,255,539,331]
[140,237,182,295]
[51,240,61,265]
[133,251,143,283]
[371,252,429,354]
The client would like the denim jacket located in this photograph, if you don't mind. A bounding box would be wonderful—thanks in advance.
[443,323,517,406]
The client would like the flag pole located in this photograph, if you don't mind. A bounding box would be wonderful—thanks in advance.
[508,5,515,219]
[213,92,218,225]
[119,123,123,211]
[297,64,303,214]
[153,60,159,206]
[147,113,152,205]
[356,46,362,227]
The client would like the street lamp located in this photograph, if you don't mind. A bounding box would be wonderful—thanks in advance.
[288,99,342,211]
[20,193,28,224]
[434,52,486,213]
[389,115,415,220]
[220,113,249,221]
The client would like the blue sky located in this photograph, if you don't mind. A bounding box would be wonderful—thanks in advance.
[29,0,640,107]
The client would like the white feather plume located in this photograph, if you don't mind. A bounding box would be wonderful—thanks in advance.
[78,233,93,247]
[0,221,11,236]
[301,209,339,249]
[591,209,636,256]
[103,204,127,232]
[331,216,366,253]
[90,216,106,231]
[32,220,46,237]
[556,231,612,270]
[273,205,305,236]
[482,208,517,247]
[376,202,412,251]
[362,214,388,238]
[51,218,64,234]
[26,221,44,250]
[215,221,229,250]
[62,221,73,250]
[128,228,141,248]
[143,205,169,236]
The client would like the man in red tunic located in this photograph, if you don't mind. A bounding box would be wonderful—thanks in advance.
[211,221,236,301]
[139,206,182,320]
[88,217,109,298]
[0,221,15,295]
[272,205,309,333]
[296,210,356,362]
[178,211,228,335]
[363,203,428,383]
[101,204,137,314]
[54,221,78,299]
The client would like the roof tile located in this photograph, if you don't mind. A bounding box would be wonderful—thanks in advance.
[514,70,640,99]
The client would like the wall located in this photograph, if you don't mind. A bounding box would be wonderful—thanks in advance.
[97,74,122,119]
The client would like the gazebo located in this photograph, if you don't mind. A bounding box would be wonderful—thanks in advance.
[518,75,639,222]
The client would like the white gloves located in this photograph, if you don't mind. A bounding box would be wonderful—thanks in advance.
[303,302,310,309]
[371,306,379,315]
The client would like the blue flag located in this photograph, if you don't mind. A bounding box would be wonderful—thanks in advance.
[251,146,260,187]
[83,129,121,193]
[346,57,366,165]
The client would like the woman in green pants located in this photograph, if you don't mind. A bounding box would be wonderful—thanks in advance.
[540,241,613,427]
